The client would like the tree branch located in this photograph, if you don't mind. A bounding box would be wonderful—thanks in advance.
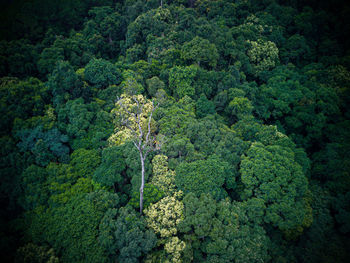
[143,101,158,150]
[117,98,136,121]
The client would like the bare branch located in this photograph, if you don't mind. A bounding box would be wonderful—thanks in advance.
[144,110,153,148]
[123,118,138,138]
[132,96,144,144]
[133,140,139,150]
[138,104,144,140]
[143,101,159,150]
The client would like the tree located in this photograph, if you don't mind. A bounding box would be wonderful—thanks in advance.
[178,192,271,263]
[240,142,313,238]
[125,7,172,49]
[37,46,64,76]
[280,34,311,65]
[0,77,47,136]
[225,88,253,123]
[15,243,59,263]
[16,126,70,166]
[93,146,125,189]
[47,60,85,107]
[175,155,229,200]
[168,66,197,99]
[195,93,215,118]
[27,190,118,263]
[83,6,125,59]
[181,36,219,68]
[144,191,186,263]
[110,94,162,213]
[98,206,157,263]
[19,165,49,210]
[151,154,176,194]
[247,39,279,76]
[146,76,165,97]
[84,58,121,89]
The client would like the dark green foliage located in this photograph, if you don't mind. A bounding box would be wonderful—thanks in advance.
[93,146,125,187]
[15,243,59,263]
[293,183,350,263]
[125,7,172,49]
[181,36,219,68]
[53,33,93,70]
[312,120,350,194]
[168,66,197,99]
[334,192,350,234]
[84,58,121,89]
[69,148,101,179]
[175,155,229,200]
[248,64,341,149]
[185,115,226,156]
[195,94,215,118]
[99,206,157,263]
[47,61,86,107]
[27,190,118,263]
[0,132,30,259]
[156,96,196,137]
[280,34,311,65]
[19,165,49,210]
[1,0,350,262]
[0,39,38,78]
[0,0,114,41]
[226,88,253,122]
[0,77,47,135]
[57,98,113,149]
[83,6,125,59]
[129,183,164,210]
[37,46,64,76]
[240,142,312,237]
[18,126,69,165]
[146,76,165,97]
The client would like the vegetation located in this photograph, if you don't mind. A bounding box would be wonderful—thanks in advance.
[1,0,350,262]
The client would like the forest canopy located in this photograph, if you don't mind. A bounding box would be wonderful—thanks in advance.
[1,0,350,262]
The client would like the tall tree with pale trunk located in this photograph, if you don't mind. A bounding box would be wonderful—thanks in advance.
[110,94,163,213]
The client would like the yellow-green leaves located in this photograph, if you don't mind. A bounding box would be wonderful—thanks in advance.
[247,39,279,75]
[151,154,176,194]
[109,94,154,146]
[164,237,186,263]
[145,191,187,262]
[145,191,184,238]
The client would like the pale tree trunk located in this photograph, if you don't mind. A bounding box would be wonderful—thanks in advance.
[140,152,145,214]
[117,96,160,214]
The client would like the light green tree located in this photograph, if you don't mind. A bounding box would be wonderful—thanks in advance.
[151,154,176,194]
[247,39,279,75]
[145,191,186,263]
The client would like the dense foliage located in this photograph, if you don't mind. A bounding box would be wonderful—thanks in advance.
[1,0,350,262]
